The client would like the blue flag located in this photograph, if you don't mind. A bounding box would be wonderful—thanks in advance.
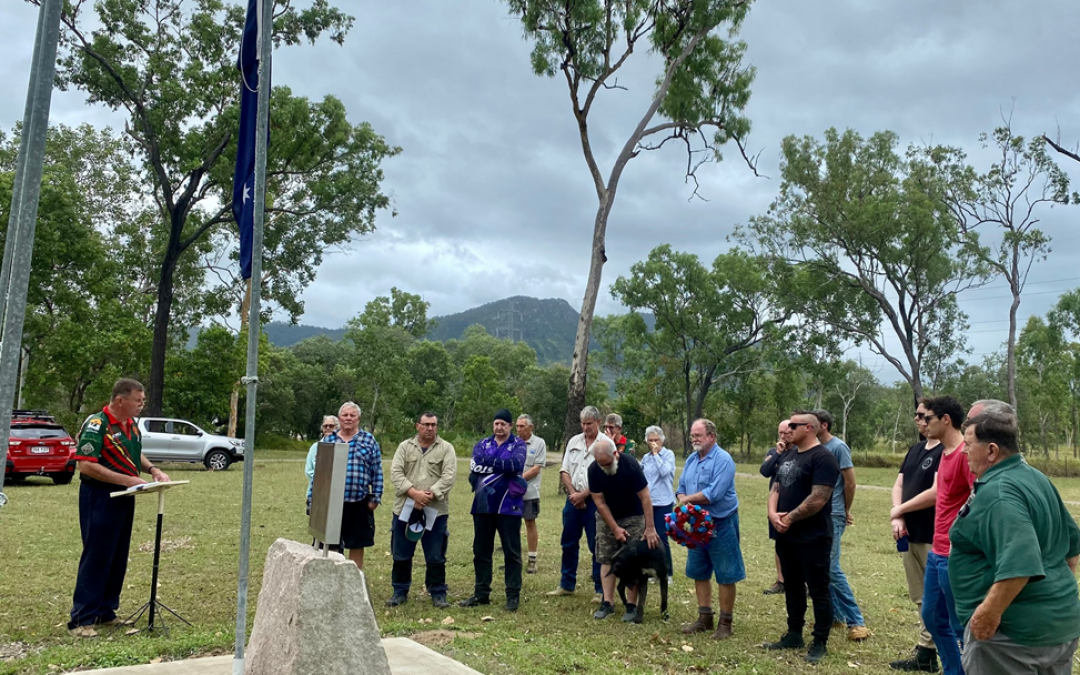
[232,0,267,280]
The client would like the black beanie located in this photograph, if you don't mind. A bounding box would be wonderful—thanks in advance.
[494,408,513,424]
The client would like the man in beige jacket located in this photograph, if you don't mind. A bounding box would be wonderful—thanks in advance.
[387,411,457,608]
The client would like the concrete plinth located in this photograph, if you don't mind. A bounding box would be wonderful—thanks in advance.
[245,538,391,675]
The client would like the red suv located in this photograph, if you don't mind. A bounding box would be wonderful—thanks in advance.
[5,410,77,484]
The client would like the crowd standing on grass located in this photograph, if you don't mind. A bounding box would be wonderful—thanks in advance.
[54,384,1074,672]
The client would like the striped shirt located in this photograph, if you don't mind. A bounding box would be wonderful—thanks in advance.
[74,406,142,483]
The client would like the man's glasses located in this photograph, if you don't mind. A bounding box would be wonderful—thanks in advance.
[418,422,438,428]
[786,422,811,430]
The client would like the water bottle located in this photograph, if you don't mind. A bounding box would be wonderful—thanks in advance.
[896,535,909,552]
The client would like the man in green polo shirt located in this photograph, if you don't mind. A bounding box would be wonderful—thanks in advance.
[949,403,1080,675]
[68,379,170,638]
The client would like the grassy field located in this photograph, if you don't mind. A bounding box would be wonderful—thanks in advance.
[3,452,1080,674]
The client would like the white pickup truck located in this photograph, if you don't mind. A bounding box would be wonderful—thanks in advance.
[138,417,245,470]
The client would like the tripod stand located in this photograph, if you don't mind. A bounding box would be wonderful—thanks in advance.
[111,481,191,635]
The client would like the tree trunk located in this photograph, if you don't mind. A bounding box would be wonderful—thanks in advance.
[1006,289,1020,410]
[228,280,252,438]
[683,360,694,456]
[561,195,613,449]
[147,242,181,416]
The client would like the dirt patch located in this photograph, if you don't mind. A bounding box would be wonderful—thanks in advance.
[0,641,31,661]
[410,629,481,647]
[138,536,194,553]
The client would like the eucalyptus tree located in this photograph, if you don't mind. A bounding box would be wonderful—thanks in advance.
[503,0,757,444]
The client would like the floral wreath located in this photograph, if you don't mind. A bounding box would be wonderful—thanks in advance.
[665,504,716,549]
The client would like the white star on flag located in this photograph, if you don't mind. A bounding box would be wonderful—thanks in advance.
[242,183,251,204]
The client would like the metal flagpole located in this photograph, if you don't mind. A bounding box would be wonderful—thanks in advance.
[0,0,63,512]
[233,0,271,670]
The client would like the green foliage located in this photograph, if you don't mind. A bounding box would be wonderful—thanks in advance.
[164,325,243,427]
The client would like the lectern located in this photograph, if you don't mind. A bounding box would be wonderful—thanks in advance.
[110,480,191,634]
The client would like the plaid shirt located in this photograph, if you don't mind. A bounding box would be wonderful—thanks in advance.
[325,429,383,503]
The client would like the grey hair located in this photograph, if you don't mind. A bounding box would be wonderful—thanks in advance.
[338,401,361,417]
[593,436,617,457]
[605,413,623,428]
[517,414,534,427]
[644,425,665,442]
[580,406,602,423]
[322,415,339,427]
[970,399,1015,417]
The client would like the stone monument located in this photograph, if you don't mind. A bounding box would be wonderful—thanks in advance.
[245,538,391,675]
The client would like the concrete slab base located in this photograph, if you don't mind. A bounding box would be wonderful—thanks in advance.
[78,638,482,675]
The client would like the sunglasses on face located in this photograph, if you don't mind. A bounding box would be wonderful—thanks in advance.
[321,424,336,430]
[787,422,812,430]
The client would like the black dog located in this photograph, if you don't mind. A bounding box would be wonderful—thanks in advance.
[609,538,669,623]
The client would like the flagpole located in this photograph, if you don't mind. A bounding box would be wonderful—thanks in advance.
[0,0,63,512]
[233,0,271,669]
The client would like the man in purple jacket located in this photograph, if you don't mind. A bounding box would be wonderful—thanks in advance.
[459,408,528,611]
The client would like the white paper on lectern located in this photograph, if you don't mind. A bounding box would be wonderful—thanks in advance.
[397,497,439,530]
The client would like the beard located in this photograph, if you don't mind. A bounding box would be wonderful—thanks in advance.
[600,456,619,476]
[691,442,704,452]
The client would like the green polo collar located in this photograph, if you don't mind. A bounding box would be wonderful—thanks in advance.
[977,453,1024,484]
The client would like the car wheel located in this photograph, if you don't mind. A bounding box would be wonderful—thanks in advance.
[51,473,74,485]
[205,449,232,471]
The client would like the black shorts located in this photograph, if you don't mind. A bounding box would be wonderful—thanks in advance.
[341,498,376,549]
[523,498,540,520]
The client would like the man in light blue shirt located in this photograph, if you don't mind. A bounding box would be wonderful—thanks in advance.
[813,409,868,641]
[676,418,744,640]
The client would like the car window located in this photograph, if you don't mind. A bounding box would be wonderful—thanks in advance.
[145,420,167,433]
[174,422,200,436]
[11,424,68,439]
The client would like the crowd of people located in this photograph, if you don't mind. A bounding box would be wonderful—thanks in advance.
[66,378,1080,674]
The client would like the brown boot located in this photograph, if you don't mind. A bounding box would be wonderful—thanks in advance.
[711,611,733,639]
[681,608,715,634]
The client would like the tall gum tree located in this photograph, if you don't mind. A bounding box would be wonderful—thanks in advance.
[43,0,399,414]
[503,0,758,446]
[738,128,990,402]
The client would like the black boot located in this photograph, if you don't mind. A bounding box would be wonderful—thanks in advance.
[889,646,939,672]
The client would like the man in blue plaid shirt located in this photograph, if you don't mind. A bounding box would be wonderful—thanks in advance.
[322,401,383,570]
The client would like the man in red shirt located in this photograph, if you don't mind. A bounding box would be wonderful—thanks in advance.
[917,396,973,675]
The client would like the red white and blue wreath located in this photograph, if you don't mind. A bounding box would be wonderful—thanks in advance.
[665,504,716,549]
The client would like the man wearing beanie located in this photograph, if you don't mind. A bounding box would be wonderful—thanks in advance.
[459,408,528,611]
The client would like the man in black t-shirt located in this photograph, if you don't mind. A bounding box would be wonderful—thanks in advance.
[588,437,661,622]
[886,402,944,672]
[765,411,840,664]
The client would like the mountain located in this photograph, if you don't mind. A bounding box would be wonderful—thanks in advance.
[257,296,581,364]
[427,296,580,365]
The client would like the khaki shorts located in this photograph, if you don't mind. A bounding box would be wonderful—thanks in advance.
[595,514,645,565]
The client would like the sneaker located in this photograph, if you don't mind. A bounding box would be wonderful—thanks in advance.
[457,595,490,607]
[593,601,615,619]
[505,596,519,612]
[96,617,133,627]
[527,558,538,574]
[847,625,871,642]
[545,587,574,597]
[621,604,638,623]
[889,646,939,672]
[68,625,98,638]
[763,581,785,595]
[764,632,805,650]
[591,592,602,604]
[806,640,828,664]
[431,594,450,609]
[385,592,408,607]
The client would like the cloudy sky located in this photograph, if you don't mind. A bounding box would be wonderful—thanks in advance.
[3,0,1080,377]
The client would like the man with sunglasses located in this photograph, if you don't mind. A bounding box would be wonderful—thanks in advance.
[909,396,971,675]
[765,412,840,663]
[949,403,1080,675]
[387,412,457,608]
[888,403,944,672]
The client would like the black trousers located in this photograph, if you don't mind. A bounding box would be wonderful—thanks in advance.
[471,514,522,600]
[70,480,135,628]
[391,514,449,596]
[776,536,833,642]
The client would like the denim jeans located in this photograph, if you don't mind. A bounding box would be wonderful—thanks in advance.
[922,552,964,675]
[652,503,674,577]
[559,498,601,593]
[829,516,865,627]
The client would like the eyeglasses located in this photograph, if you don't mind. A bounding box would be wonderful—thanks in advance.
[418,422,437,428]
[786,422,811,430]
[922,413,938,422]
[604,425,619,430]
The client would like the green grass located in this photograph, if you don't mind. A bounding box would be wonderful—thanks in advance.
[4,453,1080,674]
